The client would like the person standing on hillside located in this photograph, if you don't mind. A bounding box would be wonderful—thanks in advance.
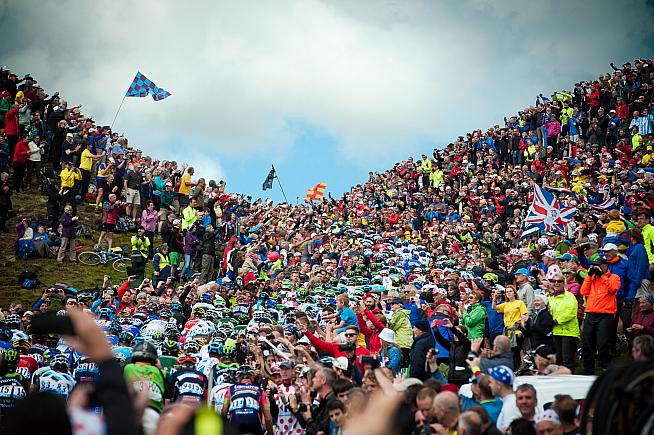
[178,164,195,208]
[57,204,78,264]
[124,163,144,225]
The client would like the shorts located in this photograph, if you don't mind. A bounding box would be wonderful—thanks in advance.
[159,208,174,222]
[126,188,141,204]
[169,251,181,266]
[100,223,116,233]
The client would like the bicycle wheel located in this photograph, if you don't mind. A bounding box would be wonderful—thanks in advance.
[78,251,101,266]
[112,257,130,273]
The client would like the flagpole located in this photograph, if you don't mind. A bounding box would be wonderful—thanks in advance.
[110,95,127,130]
[272,164,289,204]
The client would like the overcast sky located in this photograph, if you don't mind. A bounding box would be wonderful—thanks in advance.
[2,0,653,202]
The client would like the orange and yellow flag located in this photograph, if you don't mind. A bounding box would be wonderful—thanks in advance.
[304,183,327,201]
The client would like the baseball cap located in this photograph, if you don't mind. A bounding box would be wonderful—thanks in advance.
[488,365,515,386]
[390,297,404,305]
[278,360,295,370]
[514,268,529,276]
[600,243,618,251]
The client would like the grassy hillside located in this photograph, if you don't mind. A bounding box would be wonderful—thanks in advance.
[0,190,145,309]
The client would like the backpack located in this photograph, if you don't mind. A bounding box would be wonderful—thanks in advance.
[18,270,38,289]
[75,224,92,239]
[115,217,129,233]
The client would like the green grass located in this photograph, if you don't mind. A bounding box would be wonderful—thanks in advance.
[0,190,146,309]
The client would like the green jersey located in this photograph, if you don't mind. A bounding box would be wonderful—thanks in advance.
[124,362,167,412]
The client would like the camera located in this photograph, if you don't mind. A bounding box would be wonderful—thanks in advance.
[467,351,479,362]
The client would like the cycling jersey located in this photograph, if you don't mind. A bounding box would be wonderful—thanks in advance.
[16,355,38,385]
[209,382,232,414]
[0,373,28,411]
[225,383,268,435]
[124,362,167,412]
[34,369,75,397]
[197,357,220,379]
[73,359,99,383]
[168,368,208,403]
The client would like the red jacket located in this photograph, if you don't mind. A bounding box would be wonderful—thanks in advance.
[304,330,369,373]
[4,106,19,136]
[12,140,29,164]
[357,309,386,353]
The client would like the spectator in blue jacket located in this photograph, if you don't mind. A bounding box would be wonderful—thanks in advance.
[628,229,650,301]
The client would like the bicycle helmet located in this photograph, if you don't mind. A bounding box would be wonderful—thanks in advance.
[98,307,113,319]
[5,314,20,328]
[4,350,19,366]
[184,339,201,355]
[119,331,135,346]
[159,308,172,319]
[208,341,222,356]
[237,364,255,380]
[177,354,197,366]
[152,331,165,343]
[162,339,179,357]
[171,301,181,311]
[0,328,12,342]
[51,354,70,371]
[43,348,61,365]
[200,293,213,304]
[191,307,205,318]
[221,338,237,358]
[165,329,181,342]
[45,333,60,348]
[131,341,159,364]
[12,338,31,354]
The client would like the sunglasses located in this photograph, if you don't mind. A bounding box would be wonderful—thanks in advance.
[344,333,357,337]
[551,280,565,283]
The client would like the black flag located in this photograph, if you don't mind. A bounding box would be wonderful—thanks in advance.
[262,167,276,190]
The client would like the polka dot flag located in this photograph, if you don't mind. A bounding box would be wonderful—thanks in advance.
[125,72,171,101]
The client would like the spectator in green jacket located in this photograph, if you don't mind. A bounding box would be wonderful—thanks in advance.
[460,291,487,339]
[389,296,413,357]
[548,272,580,372]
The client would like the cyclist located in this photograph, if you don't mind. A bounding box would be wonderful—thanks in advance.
[159,339,180,376]
[12,338,38,384]
[0,350,29,415]
[168,354,208,403]
[222,365,274,435]
[197,340,222,380]
[72,356,99,383]
[32,354,76,397]
[209,366,237,414]
[123,341,167,414]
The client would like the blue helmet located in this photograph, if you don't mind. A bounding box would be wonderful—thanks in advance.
[200,293,213,304]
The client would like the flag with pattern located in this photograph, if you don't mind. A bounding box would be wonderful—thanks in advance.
[304,183,327,202]
[524,184,577,234]
[125,72,171,101]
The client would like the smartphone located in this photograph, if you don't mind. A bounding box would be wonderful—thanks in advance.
[31,313,76,335]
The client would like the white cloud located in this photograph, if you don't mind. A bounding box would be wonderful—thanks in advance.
[2,0,653,183]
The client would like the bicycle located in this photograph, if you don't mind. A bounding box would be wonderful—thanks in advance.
[78,247,130,273]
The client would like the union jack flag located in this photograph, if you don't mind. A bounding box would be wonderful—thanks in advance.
[524,184,577,234]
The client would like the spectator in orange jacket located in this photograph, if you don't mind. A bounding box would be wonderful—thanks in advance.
[580,258,621,375]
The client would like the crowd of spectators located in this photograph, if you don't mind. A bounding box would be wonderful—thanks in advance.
[0,58,653,435]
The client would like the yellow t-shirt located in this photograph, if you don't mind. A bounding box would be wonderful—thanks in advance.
[179,172,192,195]
[80,149,93,171]
[496,300,528,327]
